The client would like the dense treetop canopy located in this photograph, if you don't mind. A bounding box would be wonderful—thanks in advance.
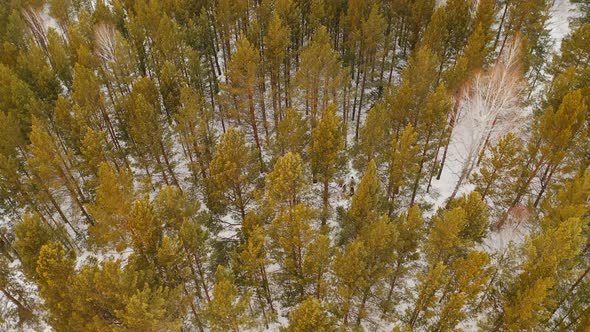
[0,0,589,331]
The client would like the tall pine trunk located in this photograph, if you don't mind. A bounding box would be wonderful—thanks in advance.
[248,92,265,172]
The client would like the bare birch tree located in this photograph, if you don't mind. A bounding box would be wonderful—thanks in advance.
[447,38,528,203]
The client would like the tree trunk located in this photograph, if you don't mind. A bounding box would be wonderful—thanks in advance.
[437,92,462,180]
[160,140,180,189]
[271,71,280,130]
[1,288,33,322]
[351,53,363,122]
[493,1,510,51]
[410,129,432,205]
[476,116,498,166]
[248,92,265,172]
[547,265,590,325]
[258,79,270,140]
[356,291,370,326]
[479,167,500,201]
[533,164,557,207]
[260,265,274,311]
[154,154,171,186]
[321,179,329,225]
[355,63,368,141]
[383,261,403,314]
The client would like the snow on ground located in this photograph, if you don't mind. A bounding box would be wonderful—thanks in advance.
[427,113,476,212]
[481,219,530,254]
[549,0,579,51]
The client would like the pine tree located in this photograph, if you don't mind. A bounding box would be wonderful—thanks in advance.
[333,216,396,327]
[13,214,55,279]
[444,21,493,94]
[386,124,419,215]
[117,285,184,331]
[470,132,524,217]
[571,0,590,26]
[175,86,216,189]
[283,296,335,332]
[16,42,61,105]
[426,207,468,264]
[446,191,490,244]
[86,162,134,250]
[52,96,81,151]
[66,260,130,330]
[71,63,120,155]
[431,250,491,331]
[437,5,497,180]
[512,90,587,210]
[47,29,73,89]
[410,227,474,328]
[382,206,425,312]
[158,61,183,121]
[27,117,93,225]
[0,112,28,214]
[497,0,551,80]
[421,0,472,81]
[156,185,200,232]
[155,234,190,288]
[0,63,41,138]
[540,171,590,230]
[0,255,36,327]
[235,225,274,326]
[403,0,436,57]
[296,26,345,128]
[206,265,252,332]
[273,108,309,159]
[265,13,291,126]
[61,256,185,331]
[0,113,75,237]
[349,5,387,140]
[272,0,298,81]
[537,171,590,328]
[552,24,590,85]
[343,159,382,240]
[78,128,109,188]
[208,127,260,221]
[179,210,212,305]
[214,0,237,72]
[302,233,331,301]
[498,217,585,330]
[343,0,372,71]
[265,152,308,212]
[127,199,162,265]
[543,24,590,174]
[268,203,321,305]
[35,242,75,331]
[543,66,580,115]
[125,77,179,188]
[472,0,497,36]
[355,215,397,326]
[48,0,72,34]
[411,84,452,204]
[223,34,266,171]
[310,103,344,224]
[357,103,389,168]
[406,262,447,329]
[387,45,438,135]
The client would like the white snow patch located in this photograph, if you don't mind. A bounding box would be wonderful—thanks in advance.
[549,0,579,51]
